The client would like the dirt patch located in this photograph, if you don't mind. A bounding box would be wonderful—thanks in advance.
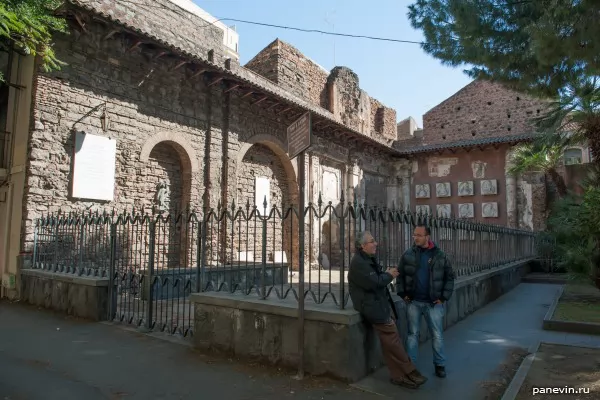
[554,283,600,323]
[480,346,529,400]
[516,343,600,399]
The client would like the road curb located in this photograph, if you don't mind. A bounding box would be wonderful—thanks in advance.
[500,340,540,400]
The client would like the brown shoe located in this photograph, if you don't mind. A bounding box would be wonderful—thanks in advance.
[408,369,428,386]
[390,375,419,389]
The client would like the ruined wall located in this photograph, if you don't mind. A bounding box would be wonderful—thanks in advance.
[327,67,370,135]
[370,98,397,141]
[422,80,548,145]
[245,39,329,108]
[246,41,397,142]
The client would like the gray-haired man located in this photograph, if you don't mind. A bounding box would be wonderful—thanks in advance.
[348,231,427,389]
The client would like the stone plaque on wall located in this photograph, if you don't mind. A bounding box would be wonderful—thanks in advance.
[255,176,270,212]
[436,182,451,197]
[437,204,451,218]
[458,181,474,196]
[415,184,430,199]
[481,179,498,195]
[321,168,340,203]
[482,202,499,218]
[416,205,430,215]
[458,203,474,218]
[72,131,116,201]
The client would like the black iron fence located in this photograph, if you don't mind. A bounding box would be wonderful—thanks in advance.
[32,196,538,336]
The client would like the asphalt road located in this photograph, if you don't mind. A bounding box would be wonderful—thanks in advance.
[0,302,383,400]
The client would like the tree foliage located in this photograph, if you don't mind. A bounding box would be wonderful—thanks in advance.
[408,0,600,99]
[0,0,67,81]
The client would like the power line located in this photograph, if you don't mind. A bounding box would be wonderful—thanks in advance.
[217,18,425,45]
[114,0,425,45]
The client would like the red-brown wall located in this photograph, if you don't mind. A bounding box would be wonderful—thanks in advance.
[412,145,509,226]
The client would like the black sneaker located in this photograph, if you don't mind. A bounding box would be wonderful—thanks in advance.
[435,365,446,378]
[390,375,419,389]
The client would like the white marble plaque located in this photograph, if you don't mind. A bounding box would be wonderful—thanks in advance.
[480,179,498,195]
[321,169,340,203]
[458,203,474,218]
[458,181,474,196]
[72,131,116,201]
[437,204,451,218]
[482,202,499,218]
[416,205,430,215]
[415,184,430,199]
[436,182,451,197]
[255,176,270,212]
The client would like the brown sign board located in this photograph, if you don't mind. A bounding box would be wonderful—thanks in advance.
[287,112,311,159]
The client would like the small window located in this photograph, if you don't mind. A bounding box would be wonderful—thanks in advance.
[564,148,583,165]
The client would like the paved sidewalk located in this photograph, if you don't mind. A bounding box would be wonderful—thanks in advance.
[0,302,379,400]
[352,283,600,399]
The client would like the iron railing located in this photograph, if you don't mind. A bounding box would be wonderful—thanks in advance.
[32,195,537,335]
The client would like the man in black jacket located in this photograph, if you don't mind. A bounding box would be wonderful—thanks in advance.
[397,224,455,378]
[349,231,427,389]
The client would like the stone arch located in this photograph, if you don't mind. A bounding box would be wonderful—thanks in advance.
[139,133,199,270]
[140,132,199,174]
[139,132,200,213]
[235,134,300,270]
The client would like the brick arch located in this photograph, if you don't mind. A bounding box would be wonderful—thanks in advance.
[140,132,199,175]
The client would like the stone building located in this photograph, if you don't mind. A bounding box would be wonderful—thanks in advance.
[0,0,409,297]
[394,80,550,230]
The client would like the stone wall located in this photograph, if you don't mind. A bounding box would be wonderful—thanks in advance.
[190,259,532,382]
[422,80,548,145]
[245,39,329,108]
[20,18,401,271]
[76,0,228,65]
[370,97,397,141]
[245,41,397,143]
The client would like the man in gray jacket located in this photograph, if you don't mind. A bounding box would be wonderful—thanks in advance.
[348,231,427,389]
[397,224,455,378]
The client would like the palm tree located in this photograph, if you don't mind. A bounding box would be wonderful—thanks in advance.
[508,140,568,198]
[534,77,600,170]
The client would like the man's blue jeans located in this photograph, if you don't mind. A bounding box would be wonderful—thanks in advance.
[405,300,446,367]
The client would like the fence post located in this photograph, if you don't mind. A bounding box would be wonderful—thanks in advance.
[339,192,345,309]
[145,220,156,331]
[107,223,117,321]
[196,215,203,293]
[32,224,38,269]
[261,206,267,300]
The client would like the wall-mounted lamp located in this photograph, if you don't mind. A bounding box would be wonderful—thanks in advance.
[100,104,109,131]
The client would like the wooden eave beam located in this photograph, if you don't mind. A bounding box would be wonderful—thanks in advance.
[207,76,224,87]
[190,68,207,79]
[73,13,88,33]
[267,102,280,111]
[276,106,292,115]
[252,95,269,106]
[128,40,143,52]
[154,51,168,60]
[241,91,255,99]
[171,60,188,72]
[104,29,120,40]
[224,83,241,93]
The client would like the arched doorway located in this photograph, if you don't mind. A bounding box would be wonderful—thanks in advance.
[235,135,299,271]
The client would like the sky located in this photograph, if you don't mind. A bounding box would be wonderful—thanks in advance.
[194,0,473,128]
